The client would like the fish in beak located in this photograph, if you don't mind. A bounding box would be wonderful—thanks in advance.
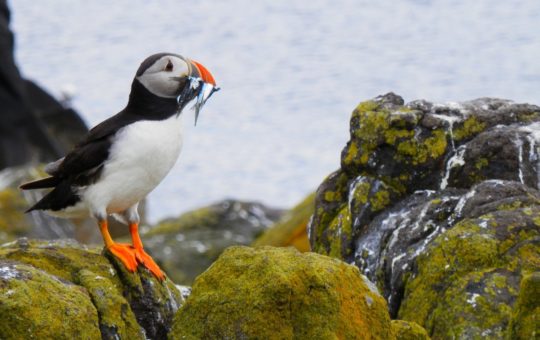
[176,59,219,125]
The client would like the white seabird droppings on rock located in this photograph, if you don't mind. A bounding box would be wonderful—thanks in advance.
[520,122,540,189]
[440,145,467,190]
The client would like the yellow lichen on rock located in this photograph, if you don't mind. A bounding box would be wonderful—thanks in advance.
[252,193,314,252]
[398,208,540,339]
[391,320,430,340]
[0,260,101,340]
[0,238,182,339]
[170,246,394,339]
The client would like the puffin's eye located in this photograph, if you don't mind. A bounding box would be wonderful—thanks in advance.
[164,60,174,72]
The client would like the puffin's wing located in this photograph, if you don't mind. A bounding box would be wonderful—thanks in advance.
[19,137,112,190]
[55,111,140,181]
[20,110,135,191]
[55,137,112,184]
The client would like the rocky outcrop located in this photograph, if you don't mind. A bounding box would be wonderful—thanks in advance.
[309,93,540,338]
[0,238,183,339]
[143,200,283,285]
[252,193,314,251]
[169,246,396,339]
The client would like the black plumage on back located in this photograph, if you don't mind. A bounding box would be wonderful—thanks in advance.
[20,68,190,213]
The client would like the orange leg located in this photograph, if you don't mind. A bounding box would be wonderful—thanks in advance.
[99,220,137,272]
[130,223,165,280]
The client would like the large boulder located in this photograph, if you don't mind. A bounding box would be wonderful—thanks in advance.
[0,238,183,339]
[252,192,314,252]
[169,246,395,339]
[143,200,283,285]
[309,93,540,338]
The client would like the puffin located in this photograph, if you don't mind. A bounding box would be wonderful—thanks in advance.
[20,52,218,280]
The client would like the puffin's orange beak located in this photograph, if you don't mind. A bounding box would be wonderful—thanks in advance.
[190,59,216,86]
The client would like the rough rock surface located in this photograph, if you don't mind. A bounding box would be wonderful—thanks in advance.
[144,200,283,285]
[309,93,540,338]
[0,238,183,339]
[169,246,394,339]
[252,193,314,251]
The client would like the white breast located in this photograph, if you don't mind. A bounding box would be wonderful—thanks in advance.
[83,114,184,214]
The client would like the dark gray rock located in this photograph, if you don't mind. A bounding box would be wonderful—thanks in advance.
[310,93,540,338]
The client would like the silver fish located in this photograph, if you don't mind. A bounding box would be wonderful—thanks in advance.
[176,76,220,125]
[193,81,220,126]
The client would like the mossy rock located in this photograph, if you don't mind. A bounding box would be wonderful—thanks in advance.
[311,94,540,261]
[0,238,183,339]
[391,320,430,340]
[398,207,540,338]
[252,193,314,252]
[507,272,540,339]
[169,246,393,339]
[312,174,403,261]
[0,260,101,339]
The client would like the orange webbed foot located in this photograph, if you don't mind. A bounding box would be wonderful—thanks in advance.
[134,248,165,281]
[107,243,138,272]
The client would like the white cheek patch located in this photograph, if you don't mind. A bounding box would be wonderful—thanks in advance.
[137,72,179,98]
[136,56,190,98]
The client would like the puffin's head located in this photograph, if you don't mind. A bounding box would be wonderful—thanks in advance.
[134,52,219,124]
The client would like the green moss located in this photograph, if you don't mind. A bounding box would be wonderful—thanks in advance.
[76,269,143,339]
[396,129,448,165]
[327,205,352,259]
[169,246,393,340]
[516,111,540,123]
[355,100,382,115]
[0,261,101,339]
[398,209,540,338]
[497,200,525,211]
[381,176,408,194]
[371,190,391,211]
[507,272,540,339]
[431,198,442,205]
[352,180,371,205]
[324,191,340,202]
[313,171,351,243]
[0,240,120,286]
[353,103,389,140]
[0,239,182,339]
[453,116,486,141]
[391,320,430,340]
[475,158,489,170]
[343,141,359,165]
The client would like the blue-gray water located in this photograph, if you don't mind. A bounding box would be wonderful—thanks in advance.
[10,0,540,223]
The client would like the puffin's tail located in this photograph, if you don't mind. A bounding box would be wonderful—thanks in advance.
[20,176,60,190]
[23,179,79,213]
